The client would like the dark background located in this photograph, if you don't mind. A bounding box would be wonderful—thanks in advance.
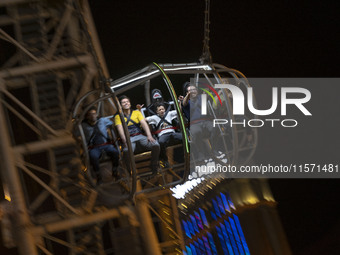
[89,1,340,254]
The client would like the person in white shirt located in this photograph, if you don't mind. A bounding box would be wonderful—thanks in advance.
[145,103,182,164]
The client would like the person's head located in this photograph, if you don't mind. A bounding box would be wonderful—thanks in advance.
[187,85,198,98]
[151,89,163,104]
[183,81,191,95]
[183,81,198,98]
[156,103,166,117]
[85,106,98,124]
[119,95,131,110]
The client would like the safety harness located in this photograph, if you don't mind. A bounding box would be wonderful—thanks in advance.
[152,106,181,136]
[125,110,144,137]
[86,120,115,149]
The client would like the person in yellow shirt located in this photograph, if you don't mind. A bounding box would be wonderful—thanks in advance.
[115,95,160,174]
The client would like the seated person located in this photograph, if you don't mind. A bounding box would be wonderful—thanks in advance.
[115,95,160,174]
[81,106,119,184]
[145,103,182,165]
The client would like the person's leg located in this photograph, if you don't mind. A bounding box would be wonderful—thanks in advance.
[169,132,183,144]
[169,132,184,163]
[137,135,160,172]
[158,133,171,162]
[103,144,119,167]
[190,123,205,160]
[103,145,120,177]
[88,147,102,182]
[203,121,214,158]
[122,137,137,169]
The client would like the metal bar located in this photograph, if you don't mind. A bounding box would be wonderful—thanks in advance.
[36,244,54,255]
[45,1,73,60]
[0,54,93,78]
[1,52,19,68]
[34,208,120,234]
[14,135,74,154]
[0,28,40,62]
[136,195,162,255]
[146,203,180,240]
[144,80,151,106]
[65,61,97,131]
[0,93,38,255]
[0,11,51,26]
[42,234,77,249]
[28,189,50,212]
[169,191,185,251]
[110,63,213,92]
[0,15,14,26]
[18,162,80,215]
[22,161,57,177]
[0,0,33,6]
[0,87,58,136]
[80,0,110,78]
[0,99,42,136]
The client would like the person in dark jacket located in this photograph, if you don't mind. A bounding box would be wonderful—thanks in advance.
[82,106,119,183]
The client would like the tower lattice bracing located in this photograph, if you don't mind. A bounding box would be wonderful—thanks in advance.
[0,1,184,254]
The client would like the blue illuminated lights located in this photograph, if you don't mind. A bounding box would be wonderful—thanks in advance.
[230,217,245,254]
[181,192,251,255]
[190,243,197,255]
[217,195,226,215]
[202,235,213,255]
[199,238,208,253]
[185,245,192,255]
[220,192,231,212]
[207,232,218,255]
[212,199,221,218]
[233,215,250,255]
[216,226,228,254]
[194,211,204,230]
[190,214,200,233]
[187,220,195,237]
[220,223,234,255]
[199,208,209,227]
[182,220,191,238]
[224,220,240,255]
[210,210,217,221]
[226,193,236,210]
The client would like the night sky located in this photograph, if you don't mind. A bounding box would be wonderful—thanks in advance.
[0,1,338,254]
[89,1,340,254]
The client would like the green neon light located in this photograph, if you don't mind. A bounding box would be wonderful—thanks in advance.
[152,62,189,154]
[199,87,217,106]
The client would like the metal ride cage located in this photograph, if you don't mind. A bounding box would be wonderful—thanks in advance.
[71,0,257,197]
[110,62,258,181]
[71,62,192,197]
[72,60,258,200]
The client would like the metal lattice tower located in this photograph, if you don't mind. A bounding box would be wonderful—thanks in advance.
[0,1,184,254]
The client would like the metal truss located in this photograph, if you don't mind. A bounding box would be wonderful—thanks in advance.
[0,1,187,254]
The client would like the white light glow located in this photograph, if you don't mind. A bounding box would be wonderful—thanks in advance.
[171,176,205,199]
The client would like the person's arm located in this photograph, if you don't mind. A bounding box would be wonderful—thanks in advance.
[136,104,144,111]
[182,91,191,107]
[114,114,127,147]
[171,110,177,119]
[140,119,156,143]
[178,96,184,111]
[145,115,157,125]
[116,124,127,147]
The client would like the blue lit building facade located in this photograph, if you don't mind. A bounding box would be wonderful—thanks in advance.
[178,176,291,255]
